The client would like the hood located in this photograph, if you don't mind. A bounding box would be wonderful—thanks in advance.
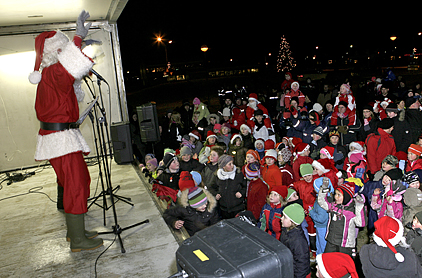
[178,187,217,213]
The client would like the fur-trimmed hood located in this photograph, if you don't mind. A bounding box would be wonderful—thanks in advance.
[178,187,217,213]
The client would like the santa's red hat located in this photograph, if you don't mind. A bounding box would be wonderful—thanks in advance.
[248,93,258,102]
[264,140,275,150]
[320,146,335,160]
[28,30,69,84]
[294,142,309,157]
[230,133,242,145]
[373,216,406,262]
[316,252,358,278]
[188,130,202,142]
[206,131,217,141]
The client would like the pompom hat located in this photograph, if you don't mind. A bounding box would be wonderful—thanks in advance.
[188,187,208,208]
[29,30,69,84]
[373,216,407,262]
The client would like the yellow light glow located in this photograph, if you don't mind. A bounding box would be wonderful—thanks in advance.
[201,45,208,52]
[390,36,397,41]
[157,37,162,42]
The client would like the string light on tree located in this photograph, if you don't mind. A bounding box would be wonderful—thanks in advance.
[276,35,296,72]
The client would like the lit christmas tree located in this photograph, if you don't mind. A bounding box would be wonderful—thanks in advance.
[277,36,296,72]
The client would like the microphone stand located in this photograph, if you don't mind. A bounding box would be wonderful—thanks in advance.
[83,74,149,253]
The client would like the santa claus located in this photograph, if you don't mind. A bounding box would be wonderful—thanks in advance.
[28,11,103,252]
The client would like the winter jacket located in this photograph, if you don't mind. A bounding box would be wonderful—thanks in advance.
[228,142,247,168]
[163,188,220,236]
[216,167,247,213]
[403,189,422,234]
[284,89,306,108]
[179,158,205,173]
[240,133,255,150]
[371,193,403,220]
[258,202,284,240]
[293,177,317,234]
[291,118,328,144]
[405,228,422,264]
[281,72,294,91]
[365,128,396,174]
[391,113,412,153]
[246,178,269,220]
[406,159,422,172]
[309,139,327,160]
[361,180,383,231]
[360,243,422,278]
[261,163,284,187]
[318,188,366,248]
[279,226,311,278]
[192,101,210,122]
[201,162,218,196]
[330,109,360,145]
[357,116,379,142]
[405,108,422,145]
[155,169,181,191]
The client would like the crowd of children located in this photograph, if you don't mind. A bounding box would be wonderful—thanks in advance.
[140,76,422,277]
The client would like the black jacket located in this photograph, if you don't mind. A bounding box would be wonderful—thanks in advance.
[216,168,247,213]
[155,169,180,191]
[179,158,205,173]
[201,162,219,196]
[360,243,422,278]
[163,188,220,236]
[279,226,310,278]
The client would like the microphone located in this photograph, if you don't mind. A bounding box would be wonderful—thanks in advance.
[90,69,108,84]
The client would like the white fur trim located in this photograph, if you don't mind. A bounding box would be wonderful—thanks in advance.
[43,31,69,55]
[230,134,242,144]
[58,41,93,80]
[28,71,42,84]
[35,129,90,161]
[312,160,329,174]
[316,255,332,278]
[240,124,251,133]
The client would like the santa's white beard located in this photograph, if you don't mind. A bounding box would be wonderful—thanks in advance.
[249,101,257,110]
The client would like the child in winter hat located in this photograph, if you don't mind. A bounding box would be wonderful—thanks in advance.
[279,203,311,278]
[309,177,333,255]
[405,211,422,264]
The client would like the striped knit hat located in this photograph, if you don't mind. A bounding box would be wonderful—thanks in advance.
[188,187,208,208]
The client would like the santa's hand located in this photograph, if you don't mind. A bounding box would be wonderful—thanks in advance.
[76,10,92,39]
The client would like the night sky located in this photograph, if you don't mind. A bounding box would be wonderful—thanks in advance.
[117,2,422,71]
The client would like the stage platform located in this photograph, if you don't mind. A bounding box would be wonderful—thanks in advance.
[0,158,184,277]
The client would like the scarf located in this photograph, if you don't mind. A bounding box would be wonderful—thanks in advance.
[217,165,237,180]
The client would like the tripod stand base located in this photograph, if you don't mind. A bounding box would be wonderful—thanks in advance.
[99,219,150,253]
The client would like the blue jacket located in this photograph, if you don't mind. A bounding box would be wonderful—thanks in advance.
[291,118,328,144]
[361,180,383,231]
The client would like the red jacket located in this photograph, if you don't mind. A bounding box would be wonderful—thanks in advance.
[247,178,269,220]
[261,164,284,187]
[365,128,396,174]
[405,159,422,172]
[280,164,294,187]
[293,175,317,234]
[284,89,306,108]
[292,156,314,182]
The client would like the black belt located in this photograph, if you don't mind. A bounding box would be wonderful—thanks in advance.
[40,122,80,131]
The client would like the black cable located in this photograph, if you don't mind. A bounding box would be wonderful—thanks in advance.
[0,186,56,203]
[94,233,117,278]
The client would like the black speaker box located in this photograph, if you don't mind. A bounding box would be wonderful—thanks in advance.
[136,102,161,142]
[176,218,294,278]
[110,122,133,164]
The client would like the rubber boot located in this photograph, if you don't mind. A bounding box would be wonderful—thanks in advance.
[66,230,98,242]
[57,185,64,210]
[65,213,103,252]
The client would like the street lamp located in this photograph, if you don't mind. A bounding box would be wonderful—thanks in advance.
[390,36,397,41]
[201,45,208,53]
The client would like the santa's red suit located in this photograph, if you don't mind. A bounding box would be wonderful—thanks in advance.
[30,31,94,215]
[246,93,275,144]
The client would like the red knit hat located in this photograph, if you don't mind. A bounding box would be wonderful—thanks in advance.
[206,131,217,141]
[269,185,288,199]
[178,171,195,192]
[246,149,260,162]
[248,93,258,101]
[294,142,310,156]
[408,144,422,157]
[316,252,358,278]
[373,216,406,262]
[336,182,354,205]
[264,140,275,150]
[188,130,202,141]
[320,146,335,160]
